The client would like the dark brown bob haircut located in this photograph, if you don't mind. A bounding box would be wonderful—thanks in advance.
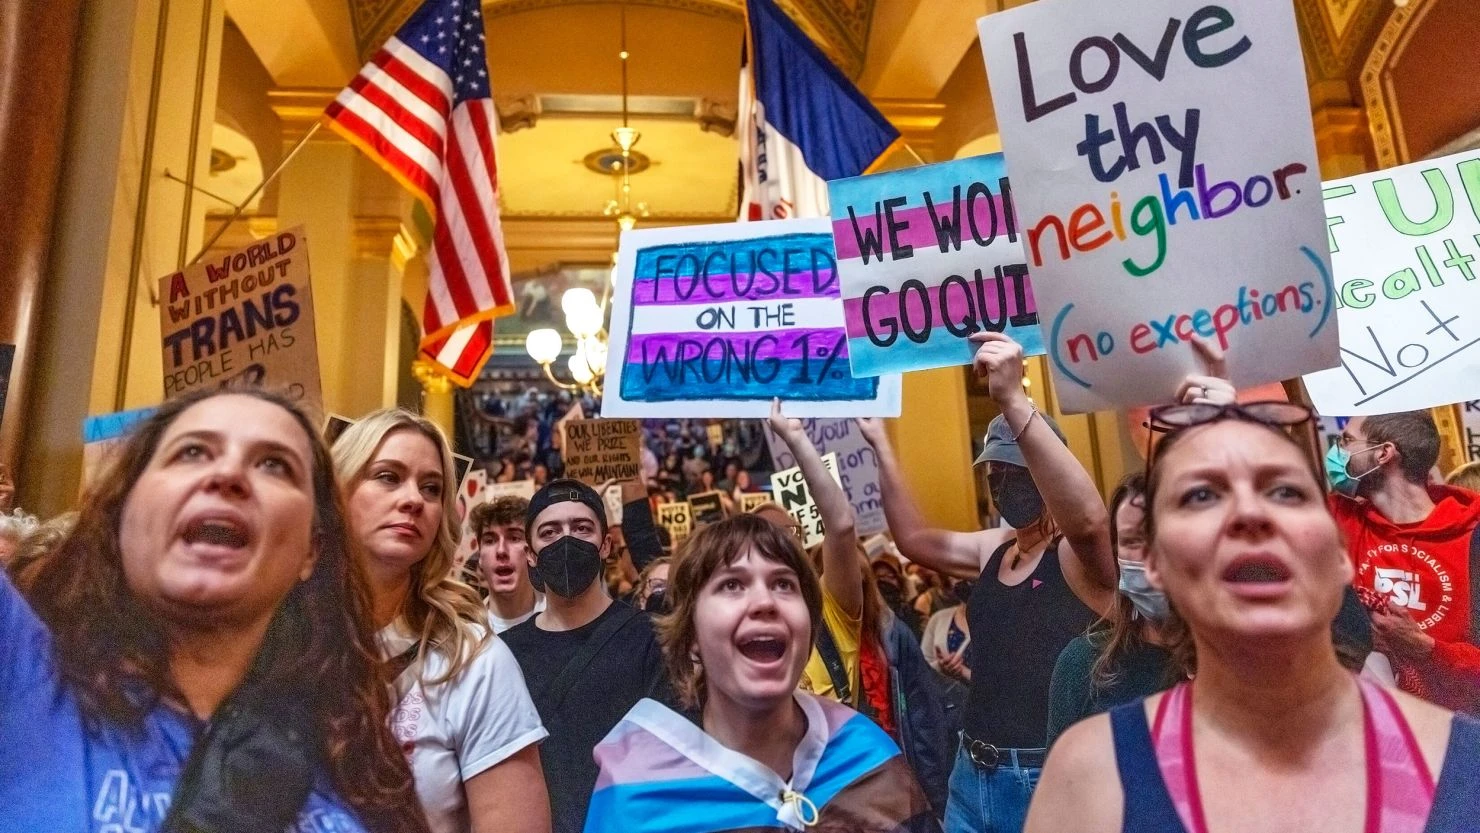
[657,513,823,709]
[22,388,428,833]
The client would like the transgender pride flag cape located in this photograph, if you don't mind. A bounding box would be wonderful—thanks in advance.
[583,692,940,833]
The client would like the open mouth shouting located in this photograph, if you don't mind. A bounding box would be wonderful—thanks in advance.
[180,512,253,564]
[736,632,790,669]
[1221,553,1293,599]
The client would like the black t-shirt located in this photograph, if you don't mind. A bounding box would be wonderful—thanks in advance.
[501,601,672,833]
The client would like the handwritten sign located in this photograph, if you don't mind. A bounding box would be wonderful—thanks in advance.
[769,452,842,549]
[601,219,902,418]
[656,500,693,545]
[1462,401,1480,463]
[1303,151,1480,414]
[739,492,772,513]
[979,0,1337,412]
[828,154,1041,375]
[688,490,726,526]
[157,226,323,416]
[562,418,642,484]
[765,418,886,536]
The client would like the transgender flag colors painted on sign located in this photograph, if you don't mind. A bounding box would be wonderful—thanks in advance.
[827,153,1045,377]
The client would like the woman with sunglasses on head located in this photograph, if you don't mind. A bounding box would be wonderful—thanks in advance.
[1026,397,1480,833]
[333,410,550,833]
[857,331,1120,833]
[0,390,429,833]
[585,514,941,832]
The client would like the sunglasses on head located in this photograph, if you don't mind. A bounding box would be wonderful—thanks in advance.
[1143,400,1314,474]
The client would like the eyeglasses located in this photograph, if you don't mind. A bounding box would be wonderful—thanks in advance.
[1143,400,1314,475]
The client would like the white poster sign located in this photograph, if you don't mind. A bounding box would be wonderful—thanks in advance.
[1303,150,1480,415]
[600,219,902,418]
[979,0,1337,412]
[769,452,842,549]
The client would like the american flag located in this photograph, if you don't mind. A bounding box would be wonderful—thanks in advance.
[323,0,514,386]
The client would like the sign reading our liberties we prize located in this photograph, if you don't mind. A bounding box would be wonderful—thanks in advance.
[1303,150,1480,415]
[562,418,643,484]
[979,0,1338,412]
[158,226,323,415]
[600,219,902,418]
[828,154,1042,376]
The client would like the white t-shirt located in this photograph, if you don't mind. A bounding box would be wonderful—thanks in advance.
[380,619,548,833]
[488,592,546,634]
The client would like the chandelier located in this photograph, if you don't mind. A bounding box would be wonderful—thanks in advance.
[524,4,649,396]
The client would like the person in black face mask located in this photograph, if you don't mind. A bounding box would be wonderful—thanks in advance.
[498,479,673,833]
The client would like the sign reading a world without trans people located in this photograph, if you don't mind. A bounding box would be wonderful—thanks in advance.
[1303,150,1480,416]
[600,219,902,418]
[828,153,1041,376]
[979,0,1338,412]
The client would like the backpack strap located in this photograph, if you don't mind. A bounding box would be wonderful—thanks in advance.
[537,603,640,716]
[814,620,855,708]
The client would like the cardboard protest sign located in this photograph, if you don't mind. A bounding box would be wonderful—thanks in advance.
[979,1,1337,412]
[0,343,12,434]
[656,500,693,545]
[81,407,158,495]
[601,219,902,418]
[688,490,726,526]
[158,226,323,416]
[769,452,841,549]
[765,418,887,536]
[828,154,1041,376]
[1462,401,1480,463]
[562,418,642,484]
[739,492,772,514]
[706,423,724,448]
[1303,151,1480,414]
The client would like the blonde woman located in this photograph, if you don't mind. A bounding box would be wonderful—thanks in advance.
[333,410,551,833]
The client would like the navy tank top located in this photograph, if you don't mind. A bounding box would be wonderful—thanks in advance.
[1109,695,1480,833]
[962,537,1099,748]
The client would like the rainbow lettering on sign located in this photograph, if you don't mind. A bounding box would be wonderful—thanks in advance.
[828,153,1044,377]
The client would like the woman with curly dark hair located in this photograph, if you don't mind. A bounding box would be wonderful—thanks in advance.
[0,389,429,833]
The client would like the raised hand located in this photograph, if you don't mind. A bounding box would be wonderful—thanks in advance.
[768,398,807,444]
[855,416,887,447]
[1174,336,1236,405]
[969,331,1028,405]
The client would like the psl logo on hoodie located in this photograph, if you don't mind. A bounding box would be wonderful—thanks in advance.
[1361,542,1456,631]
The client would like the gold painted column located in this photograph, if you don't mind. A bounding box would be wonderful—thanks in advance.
[0,0,86,479]
[886,367,978,531]
[413,361,456,439]
[19,0,224,515]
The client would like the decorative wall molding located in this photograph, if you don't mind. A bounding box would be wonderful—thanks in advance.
[1360,1,1433,167]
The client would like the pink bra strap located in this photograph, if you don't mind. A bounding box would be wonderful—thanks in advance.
[1359,678,1436,833]
[1151,678,1437,833]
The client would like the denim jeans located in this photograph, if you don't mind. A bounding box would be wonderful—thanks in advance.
[943,741,1042,833]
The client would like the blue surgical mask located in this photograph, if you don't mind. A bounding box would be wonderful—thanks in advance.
[1325,442,1381,497]
[1117,559,1168,622]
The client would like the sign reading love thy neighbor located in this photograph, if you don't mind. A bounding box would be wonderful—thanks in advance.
[765,417,887,537]
[979,0,1337,412]
[1303,150,1480,415]
[770,452,842,549]
[601,219,902,418]
[157,225,323,417]
[562,418,643,484]
[828,153,1041,376]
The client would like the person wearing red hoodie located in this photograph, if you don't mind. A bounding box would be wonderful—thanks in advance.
[1326,410,1480,711]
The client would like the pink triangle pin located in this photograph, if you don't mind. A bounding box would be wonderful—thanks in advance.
[1032,579,1044,589]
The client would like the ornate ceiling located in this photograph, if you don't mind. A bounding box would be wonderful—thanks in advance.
[349,0,877,76]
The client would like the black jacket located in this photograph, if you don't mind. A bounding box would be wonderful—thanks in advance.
[881,612,952,817]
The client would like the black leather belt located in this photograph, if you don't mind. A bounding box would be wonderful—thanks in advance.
[961,733,1048,771]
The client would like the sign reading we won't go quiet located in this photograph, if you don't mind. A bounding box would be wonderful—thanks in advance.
[978,0,1338,412]
[828,153,1042,377]
[600,219,901,419]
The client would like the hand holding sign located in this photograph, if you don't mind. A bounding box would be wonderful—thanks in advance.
[1174,337,1236,406]
[970,332,1029,405]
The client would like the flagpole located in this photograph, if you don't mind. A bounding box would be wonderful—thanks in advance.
[186,120,324,266]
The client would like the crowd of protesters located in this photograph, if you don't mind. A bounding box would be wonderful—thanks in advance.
[4,329,1480,833]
